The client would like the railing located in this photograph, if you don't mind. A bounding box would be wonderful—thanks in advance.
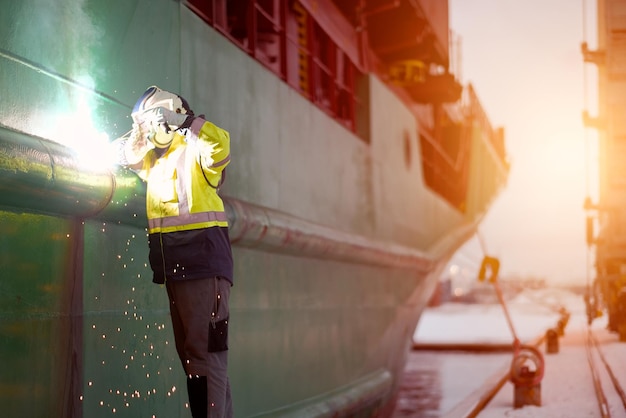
[463,84,507,163]
[418,100,471,212]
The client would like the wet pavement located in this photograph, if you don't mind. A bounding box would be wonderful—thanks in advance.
[391,349,511,417]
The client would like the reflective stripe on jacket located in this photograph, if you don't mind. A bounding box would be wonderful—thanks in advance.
[137,118,230,234]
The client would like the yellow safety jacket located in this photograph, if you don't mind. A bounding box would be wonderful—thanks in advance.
[136,118,233,284]
[137,118,230,233]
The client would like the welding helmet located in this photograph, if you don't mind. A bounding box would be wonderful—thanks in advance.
[131,86,193,148]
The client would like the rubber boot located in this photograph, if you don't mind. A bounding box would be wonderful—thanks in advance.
[187,375,208,418]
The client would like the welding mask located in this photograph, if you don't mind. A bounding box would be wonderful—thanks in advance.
[131,86,192,148]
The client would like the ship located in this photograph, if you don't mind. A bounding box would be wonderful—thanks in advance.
[0,0,508,417]
[583,0,626,337]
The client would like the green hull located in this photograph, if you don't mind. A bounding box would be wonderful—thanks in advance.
[0,1,508,416]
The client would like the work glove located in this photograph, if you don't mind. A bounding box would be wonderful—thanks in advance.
[123,122,154,165]
[140,106,191,132]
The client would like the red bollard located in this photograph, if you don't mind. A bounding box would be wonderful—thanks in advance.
[545,329,559,354]
[510,345,544,408]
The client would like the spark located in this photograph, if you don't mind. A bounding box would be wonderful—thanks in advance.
[31,75,117,170]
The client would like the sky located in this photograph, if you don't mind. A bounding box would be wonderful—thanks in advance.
[447,0,599,285]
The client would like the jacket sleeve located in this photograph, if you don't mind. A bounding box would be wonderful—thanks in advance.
[111,126,154,173]
[188,117,231,174]
[110,136,153,181]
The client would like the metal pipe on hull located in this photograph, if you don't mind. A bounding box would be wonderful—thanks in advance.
[0,124,147,226]
[225,197,435,271]
[0,124,115,218]
[0,124,437,271]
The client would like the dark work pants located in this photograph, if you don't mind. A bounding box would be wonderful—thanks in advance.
[166,277,232,418]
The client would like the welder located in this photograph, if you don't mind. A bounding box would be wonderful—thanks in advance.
[113,86,233,418]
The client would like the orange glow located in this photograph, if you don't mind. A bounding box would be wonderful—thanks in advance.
[450,0,598,285]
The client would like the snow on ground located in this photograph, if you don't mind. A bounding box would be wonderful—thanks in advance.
[410,287,626,418]
[414,287,581,345]
[477,313,625,418]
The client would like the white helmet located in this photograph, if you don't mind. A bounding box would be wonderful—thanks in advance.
[131,86,192,148]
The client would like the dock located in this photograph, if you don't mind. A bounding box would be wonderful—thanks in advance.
[395,288,626,418]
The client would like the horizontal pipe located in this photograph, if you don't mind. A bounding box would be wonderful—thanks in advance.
[225,198,435,271]
[0,124,146,226]
[0,124,438,271]
[0,124,115,218]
